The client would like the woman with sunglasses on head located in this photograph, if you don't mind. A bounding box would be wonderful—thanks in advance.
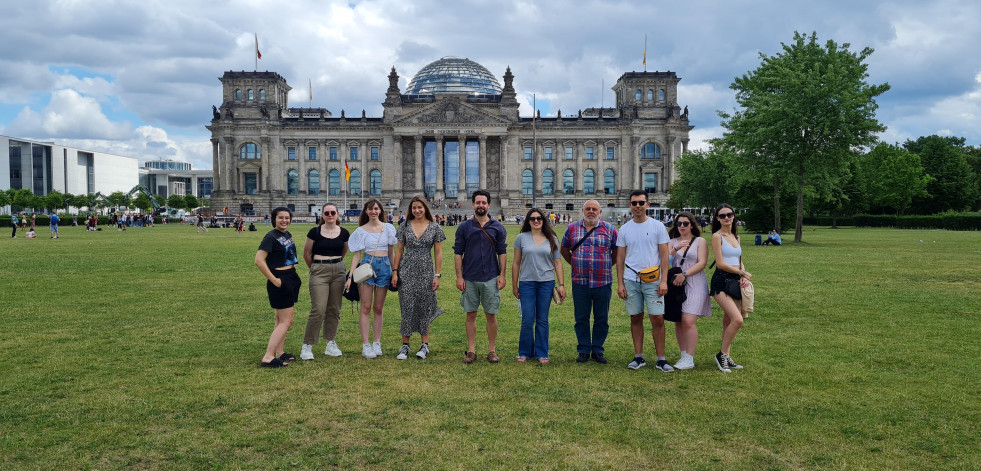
[668,211,712,370]
[391,196,447,360]
[709,204,752,372]
[299,203,350,361]
[511,208,566,364]
[255,206,301,368]
[345,199,397,359]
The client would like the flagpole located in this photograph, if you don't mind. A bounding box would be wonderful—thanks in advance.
[254,33,258,71]
[532,93,537,209]
[643,34,647,72]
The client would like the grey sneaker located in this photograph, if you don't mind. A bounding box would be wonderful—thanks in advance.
[324,340,342,357]
[674,352,694,370]
[715,352,731,373]
[300,344,314,361]
[654,359,675,372]
[362,344,377,359]
[416,344,429,359]
[396,344,410,360]
[627,357,647,370]
[372,341,383,357]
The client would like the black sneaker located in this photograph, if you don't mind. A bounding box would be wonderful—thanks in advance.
[576,353,590,363]
[715,352,732,373]
[591,352,608,364]
[627,357,646,370]
[654,359,674,372]
[726,354,743,370]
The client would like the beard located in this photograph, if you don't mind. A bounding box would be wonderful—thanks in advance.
[474,207,487,217]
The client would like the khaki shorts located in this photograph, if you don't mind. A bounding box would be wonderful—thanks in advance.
[461,279,500,314]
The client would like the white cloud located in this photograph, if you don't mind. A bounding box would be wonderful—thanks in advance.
[8,89,131,139]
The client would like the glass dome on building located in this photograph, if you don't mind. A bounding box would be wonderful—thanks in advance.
[405,57,502,97]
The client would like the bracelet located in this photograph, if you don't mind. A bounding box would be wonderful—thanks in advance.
[434,274,441,278]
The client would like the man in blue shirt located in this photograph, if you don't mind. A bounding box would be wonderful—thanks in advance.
[454,190,507,364]
[763,229,782,246]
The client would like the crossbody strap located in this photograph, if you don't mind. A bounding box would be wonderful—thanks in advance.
[476,221,501,273]
[570,225,598,253]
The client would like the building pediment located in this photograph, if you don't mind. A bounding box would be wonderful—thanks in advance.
[640,160,663,171]
[238,161,262,171]
[394,99,509,126]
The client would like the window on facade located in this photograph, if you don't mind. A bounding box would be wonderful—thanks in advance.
[308,147,317,161]
[544,147,553,160]
[641,142,661,159]
[328,169,340,195]
[287,147,296,160]
[349,169,361,195]
[644,172,658,194]
[350,147,358,160]
[197,177,213,198]
[329,147,338,161]
[443,140,460,198]
[308,170,320,195]
[561,147,571,160]
[563,169,574,195]
[465,140,480,196]
[287,169,299,195]
[235,89,243,100]
[423,140,436,198]
[240,143,260,160]
[583,169,595,194]
[647,89,654,101]
[524,147,532,160]
[659,89,666,101]
[369,169,381,195]
[522,169,533,195]
[606,146,615,160]
[371,146,379,161]
[259,89,266,101]
[586,147,594,160]
[604,169,616,194]
[244,173,257,194]
[542,169,554,195]
[248,89,254,100]
[635,90,642,101]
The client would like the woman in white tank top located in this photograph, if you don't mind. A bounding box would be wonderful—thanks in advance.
[709,204,753,373]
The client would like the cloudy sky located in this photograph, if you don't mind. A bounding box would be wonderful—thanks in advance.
[2,0,979,170]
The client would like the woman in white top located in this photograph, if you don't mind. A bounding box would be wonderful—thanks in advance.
[345,199,398,359]
[668,211,711,370]
[709,204,752,373]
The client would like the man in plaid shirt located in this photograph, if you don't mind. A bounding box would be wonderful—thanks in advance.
[560,200,618,364]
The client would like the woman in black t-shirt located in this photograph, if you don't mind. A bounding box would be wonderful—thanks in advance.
[255,207,301,368]
[299,203,350,360]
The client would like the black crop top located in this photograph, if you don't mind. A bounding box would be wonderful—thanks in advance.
[306,225,350,257]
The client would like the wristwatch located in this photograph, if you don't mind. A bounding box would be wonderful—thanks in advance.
[682,271,688,277]
[434,273,441,278]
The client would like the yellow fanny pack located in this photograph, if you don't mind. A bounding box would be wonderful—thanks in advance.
[627,264,660,283]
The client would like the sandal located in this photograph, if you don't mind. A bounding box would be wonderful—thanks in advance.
[487,351,500,363]
[279,352,296,362]
[517,356,527,363]
[260,358,289,368]
[539,358,550,365]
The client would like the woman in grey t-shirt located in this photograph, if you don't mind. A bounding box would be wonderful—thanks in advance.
[511,208,566,364]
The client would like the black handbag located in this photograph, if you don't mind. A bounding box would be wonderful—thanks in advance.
[664,241,693,323]
[343,279,361,302]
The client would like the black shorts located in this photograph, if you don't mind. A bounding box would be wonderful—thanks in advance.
[709,269,742,300]
[267,268,301,309]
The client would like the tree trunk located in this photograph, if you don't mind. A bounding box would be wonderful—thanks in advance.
[795,173,804,243]
[773,176,781,233]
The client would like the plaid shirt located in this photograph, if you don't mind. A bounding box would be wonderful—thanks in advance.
[560,219,618,288]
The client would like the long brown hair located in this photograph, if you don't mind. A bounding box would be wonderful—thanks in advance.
[406,195,434,222]
[519,208,558,252]
[318,202,339,226]
[358,199,385,226]
[669,211,701,238]
[711,203,738,238]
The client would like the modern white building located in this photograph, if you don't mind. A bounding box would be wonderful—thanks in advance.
[138,159,214,199]
[2,135,138,197]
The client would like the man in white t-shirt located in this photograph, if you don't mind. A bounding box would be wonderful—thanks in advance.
[616,190,673,372]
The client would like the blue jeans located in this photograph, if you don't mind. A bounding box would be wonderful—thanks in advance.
[572,283,612,354]
[518,280,554,359]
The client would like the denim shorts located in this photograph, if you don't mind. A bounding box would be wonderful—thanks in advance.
[624,279,664,316]
[360,254,392,287]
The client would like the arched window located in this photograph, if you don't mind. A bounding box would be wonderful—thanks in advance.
[583,169,595,195]
[635,90,642,101]
[641,143,661,160]
[369,169,381,195]
[563,169,575,195]
[240,143,260,160]
[658,89,666,101]
[349,169,361,195]
[287,169,299,195]
[328,169,340,195]
[247,89,254,100]
[308,170,320,195]
[647,89,654,101]
[604,169,616,195]
[259,89,266,101]
[235,89,243,100]
[522,169,533,195]
[542,169,554,195]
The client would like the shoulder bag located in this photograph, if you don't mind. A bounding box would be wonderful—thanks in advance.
[351,230,384,283]
[664,239,693,323]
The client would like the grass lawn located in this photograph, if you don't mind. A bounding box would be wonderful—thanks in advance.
[1,222,979,470]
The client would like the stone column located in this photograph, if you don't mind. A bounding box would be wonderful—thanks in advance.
[390,136,401,193]
[414,136,423,191]
[435,135,444,193]
[211,138,220,191]
[478,136,487,189]
[222,136,235,192]
[458,135,466,200]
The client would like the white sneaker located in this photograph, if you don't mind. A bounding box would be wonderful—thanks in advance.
[372,341,383,357]
[674,352,695,370]
[416,344,429,359]
[396,344,410,360]
[300,344,314,361]
[362,344,377,359]
[324,341,342,357]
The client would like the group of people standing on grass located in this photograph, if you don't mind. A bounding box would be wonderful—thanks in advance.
[254,189,753,374]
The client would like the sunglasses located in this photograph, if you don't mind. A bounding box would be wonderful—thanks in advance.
[528,216,544,222]
[323,211,337,216]
[717,212,735,219]
[630,201,647,206]
[677,221,691,227]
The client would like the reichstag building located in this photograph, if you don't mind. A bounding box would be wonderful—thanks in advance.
[207,57,693,216]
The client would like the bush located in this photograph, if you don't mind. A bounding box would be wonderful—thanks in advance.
[850,212,981,230]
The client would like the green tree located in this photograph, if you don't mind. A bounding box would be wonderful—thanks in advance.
[667,147,735,210]
[0,190,11,209]
[964,146,981,210]
[107,191,130,210]
[720,31,890,242]
[904,135,978,213]
[862,143,932,214]
[12,189,35,210]
[167,194,186,209]
[45,191,66,212]
[133,193,154,212]
[183,194,200,211]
